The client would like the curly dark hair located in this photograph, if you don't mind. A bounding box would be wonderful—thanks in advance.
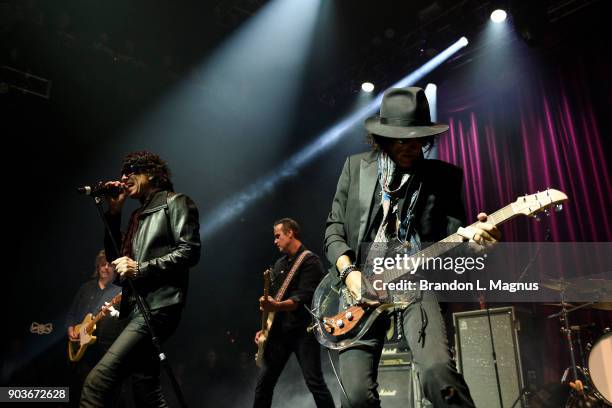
[366,132,436,155]
[121,151,174,191]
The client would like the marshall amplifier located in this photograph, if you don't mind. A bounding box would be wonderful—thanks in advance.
[378,365,414,407]
[380,342,412,367]
[378,342,433,408]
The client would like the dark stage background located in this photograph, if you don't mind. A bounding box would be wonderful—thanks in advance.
[2,0,610,406]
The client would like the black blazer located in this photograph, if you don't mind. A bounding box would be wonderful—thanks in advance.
[105,190,201,315]
[324,151,466,272]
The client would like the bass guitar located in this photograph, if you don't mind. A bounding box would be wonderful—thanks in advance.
[255,268,272,368]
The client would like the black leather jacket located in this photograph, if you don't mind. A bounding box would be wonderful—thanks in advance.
[105,190,201,316]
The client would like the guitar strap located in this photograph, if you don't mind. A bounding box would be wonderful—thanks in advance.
[273,250,312,302]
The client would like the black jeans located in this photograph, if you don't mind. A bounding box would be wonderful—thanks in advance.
[80,305,181,408]
[338,291,475,408]
[253,326,336,408]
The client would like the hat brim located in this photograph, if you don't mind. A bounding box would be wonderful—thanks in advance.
[364,116,449,139]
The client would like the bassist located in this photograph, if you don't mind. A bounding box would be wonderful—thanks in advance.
[253,218,335,408]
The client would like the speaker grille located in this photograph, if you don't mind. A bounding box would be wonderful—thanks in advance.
[454,307,525,408]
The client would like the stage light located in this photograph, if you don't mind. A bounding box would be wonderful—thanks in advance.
[361,82,374,92]
[424,83,437,121]
[490,9,507,23]
[200,37,469,239]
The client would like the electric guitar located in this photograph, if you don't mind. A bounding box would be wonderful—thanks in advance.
[255,268,272,368]
[67,293,121,362]
[311,189,568,350]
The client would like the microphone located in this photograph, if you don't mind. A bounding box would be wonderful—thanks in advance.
[76,182,124,197]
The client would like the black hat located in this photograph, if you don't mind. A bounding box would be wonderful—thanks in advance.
[365,87,449,138]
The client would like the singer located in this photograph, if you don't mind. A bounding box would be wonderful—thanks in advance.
[80,151,201,408]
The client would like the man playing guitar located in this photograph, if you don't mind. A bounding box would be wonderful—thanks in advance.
[253,218,335,408]
[66,250,122,406]
[324,87,500,407]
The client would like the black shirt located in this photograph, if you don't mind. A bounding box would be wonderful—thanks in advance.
[66,279,122,346]
[270,245,325,332]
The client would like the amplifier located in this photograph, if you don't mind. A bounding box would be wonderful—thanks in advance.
[378,365,415,408]
[453,306,525,408]
[378,347,433,408]
[380,343,412,367]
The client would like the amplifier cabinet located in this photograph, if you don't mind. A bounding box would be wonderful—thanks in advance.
[453,306,525,408]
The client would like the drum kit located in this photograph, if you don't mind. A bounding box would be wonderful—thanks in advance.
[542,277,612,407]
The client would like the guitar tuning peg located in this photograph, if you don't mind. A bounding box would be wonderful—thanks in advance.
[555,204,563,212]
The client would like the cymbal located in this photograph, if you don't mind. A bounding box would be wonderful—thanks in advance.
[592,302,612,311]
[541,278,572,291]
[542,302,575,307]
[575,278,611,290]
[541,277,612,295]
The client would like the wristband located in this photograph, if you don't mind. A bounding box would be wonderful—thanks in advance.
[339,264,357,282]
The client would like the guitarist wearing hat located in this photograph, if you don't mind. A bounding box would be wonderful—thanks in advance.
[253,218,335,408]
[324,87,500,407]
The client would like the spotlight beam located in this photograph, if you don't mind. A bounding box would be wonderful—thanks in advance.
[200,37,468,239]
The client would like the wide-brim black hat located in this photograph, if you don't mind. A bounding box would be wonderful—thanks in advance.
[365,87,449,138]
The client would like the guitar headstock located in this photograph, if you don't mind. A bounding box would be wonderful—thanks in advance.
[111,293,122,305]
[511,189,568,218]
[263,268,271,297]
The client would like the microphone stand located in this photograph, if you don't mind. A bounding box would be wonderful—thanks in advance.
[91,196,188,408]
[509,227,552,408]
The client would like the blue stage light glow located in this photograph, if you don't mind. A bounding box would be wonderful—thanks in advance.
[201,37,469,239]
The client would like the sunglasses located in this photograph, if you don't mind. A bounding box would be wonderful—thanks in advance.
[121,163,154,177]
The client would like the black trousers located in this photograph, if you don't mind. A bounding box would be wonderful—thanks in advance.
[80,305,181,408]
[338,291,475,408]
[253,326,336,408]
[69,343,108,407]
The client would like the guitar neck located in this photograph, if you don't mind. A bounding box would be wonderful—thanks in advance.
[383,203,520,283]
[86,293,121,332]
[261,269,271,331]
[261,289,269,330]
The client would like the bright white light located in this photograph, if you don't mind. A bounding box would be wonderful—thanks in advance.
[424,83,437,121]
[392,37,468,89]
[200,37,469,239]
[424,83,438,159]
[361,82,375,92]
[490,9,507,23]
